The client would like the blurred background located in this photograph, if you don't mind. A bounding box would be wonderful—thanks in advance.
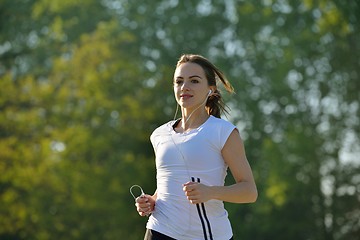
[0,0,359,239]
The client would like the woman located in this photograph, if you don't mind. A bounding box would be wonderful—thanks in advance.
[135,54,257,240]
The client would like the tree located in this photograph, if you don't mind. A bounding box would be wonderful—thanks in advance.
[0,0,358,239]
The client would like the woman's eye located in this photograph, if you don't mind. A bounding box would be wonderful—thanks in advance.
[191,79,199,83]
[174,80,183,85]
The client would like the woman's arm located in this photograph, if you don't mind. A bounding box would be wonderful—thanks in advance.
[183,129,257,204]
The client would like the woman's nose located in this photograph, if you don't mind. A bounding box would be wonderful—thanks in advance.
[181,81,190,91]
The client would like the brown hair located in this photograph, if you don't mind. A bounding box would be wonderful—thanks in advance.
[176,54,234,118]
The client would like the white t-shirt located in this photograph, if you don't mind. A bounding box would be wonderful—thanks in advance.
[146,115,236,240]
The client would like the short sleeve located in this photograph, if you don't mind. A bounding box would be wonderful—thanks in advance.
[218,119,237,150]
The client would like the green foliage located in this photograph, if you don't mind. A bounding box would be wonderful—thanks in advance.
[0,0,359,239]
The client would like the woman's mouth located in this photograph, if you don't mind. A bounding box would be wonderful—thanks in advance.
[180,94,193,100]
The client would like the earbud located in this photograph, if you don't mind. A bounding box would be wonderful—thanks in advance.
[208,90,212,95]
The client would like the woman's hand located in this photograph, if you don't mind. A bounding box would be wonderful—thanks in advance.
[183,182,212,204]
[135,194,155,217]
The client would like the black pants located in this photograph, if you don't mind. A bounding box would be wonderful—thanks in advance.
[144,229,175,240]
[144,229,234,240]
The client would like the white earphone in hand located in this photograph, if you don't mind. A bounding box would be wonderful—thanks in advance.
[208,90,212,96]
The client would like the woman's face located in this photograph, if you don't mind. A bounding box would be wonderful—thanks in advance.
[173,62,211,111]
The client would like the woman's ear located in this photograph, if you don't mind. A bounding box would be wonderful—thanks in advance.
[208,88,216,95]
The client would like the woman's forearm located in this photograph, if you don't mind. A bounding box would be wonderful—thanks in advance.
[210,181,257,203]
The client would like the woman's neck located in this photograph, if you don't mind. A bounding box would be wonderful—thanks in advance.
[177,108,209,133]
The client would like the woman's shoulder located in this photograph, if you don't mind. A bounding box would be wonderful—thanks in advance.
[205,116,237,149]
[207,115,236,129]
[150,119,176,138]
[153,119,175,132]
